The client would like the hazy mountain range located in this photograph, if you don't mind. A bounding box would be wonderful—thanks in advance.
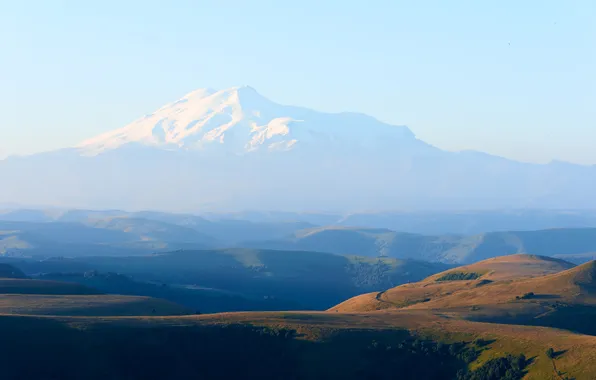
[3,208,596,264]
[247,226,596,264]
[1,86,595,211]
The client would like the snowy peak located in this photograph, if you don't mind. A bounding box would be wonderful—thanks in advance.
[76,86,419,156]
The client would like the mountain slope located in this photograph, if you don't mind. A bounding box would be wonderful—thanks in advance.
[76,86,420,156]
[2,86,596,211]
[246,226,463,260]
[330,254,575,312]
[417,259,596,310]
[330,253,596,337]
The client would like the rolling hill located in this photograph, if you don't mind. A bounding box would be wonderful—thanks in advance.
[0,213,315,256]
[36,271,302,313]
[0,263,190,317]
[329,253,596,337]
[1,256,596,378]
[329,254,575,312]
[249,226,596,263]
[4,210,596,265]
[203,209,596,235]
[0,219,218,256]
[245,226,461,260]
[0,263,101,295]
[2,249,450,310]
[412,260,596,336]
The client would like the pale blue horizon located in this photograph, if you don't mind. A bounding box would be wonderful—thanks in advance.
[1,0,594,164]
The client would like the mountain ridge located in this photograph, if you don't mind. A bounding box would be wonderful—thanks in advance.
[244,226,596,264]
[75,86,420,157]
[2,86,596,211]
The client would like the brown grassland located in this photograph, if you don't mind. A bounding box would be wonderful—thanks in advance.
[1,255,596,378]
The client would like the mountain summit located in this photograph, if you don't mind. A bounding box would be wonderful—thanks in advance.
[1,86,595,211]
[77,86,418,156]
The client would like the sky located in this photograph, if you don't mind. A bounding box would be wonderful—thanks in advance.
[1,0,594,164]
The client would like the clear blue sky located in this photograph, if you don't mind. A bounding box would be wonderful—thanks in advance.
[1,0,594,164]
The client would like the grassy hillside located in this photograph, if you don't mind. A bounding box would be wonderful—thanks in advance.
[37,271,302,313]
[330,254,596,339]
[3,249,449,310]
[0,253,595,378]
[184,310,596,380]
[417,261,596,336]
[427,254,575,282]
[330,254,575,312]
[0,275,190,317]
[0,310,593,379]
[0,314,467,379]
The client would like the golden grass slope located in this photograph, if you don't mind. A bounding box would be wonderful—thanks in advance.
[427,253,575,282]
[324,254,596,378]
[406,259,596,311]
[329,254,575,312]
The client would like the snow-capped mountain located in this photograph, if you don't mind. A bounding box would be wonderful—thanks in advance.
[76,86,423,156]
[1,86,595,212]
